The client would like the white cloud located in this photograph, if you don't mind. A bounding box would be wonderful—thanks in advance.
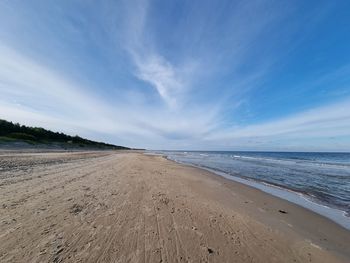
[206,99,350,145]
[0,44,137,136]
[132,53,183,107]
[0,0,348,151]
[1,42,349,150]
[121,0,197,109]
[0,43,218,148]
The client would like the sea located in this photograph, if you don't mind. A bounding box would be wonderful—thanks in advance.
[149,151,350,229]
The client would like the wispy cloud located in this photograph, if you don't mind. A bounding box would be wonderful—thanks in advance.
[0,44,137,137]
[0,42,217,148]
[0,38,350,152]
[132,53,184,107]
[205,99,350,151]
[0,0,349,151]
[121,0,196,108]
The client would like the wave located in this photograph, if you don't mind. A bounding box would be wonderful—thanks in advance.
[229,154,350,169]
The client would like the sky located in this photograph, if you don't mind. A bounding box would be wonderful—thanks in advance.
[0,0,350,151]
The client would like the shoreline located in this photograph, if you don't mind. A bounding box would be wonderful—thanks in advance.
[158,153,350,230]
[161,155,350,259]
[0,151,349,262]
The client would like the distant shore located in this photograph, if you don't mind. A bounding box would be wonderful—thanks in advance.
[0,151,349,262]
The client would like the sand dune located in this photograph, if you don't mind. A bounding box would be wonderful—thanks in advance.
[0,151,349,262]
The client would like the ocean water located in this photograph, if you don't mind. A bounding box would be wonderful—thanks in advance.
[152,151,350,228]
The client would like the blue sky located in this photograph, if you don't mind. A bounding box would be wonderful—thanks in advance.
[0,0,350,151]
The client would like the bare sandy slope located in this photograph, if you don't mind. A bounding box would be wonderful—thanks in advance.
[0,151,349,262]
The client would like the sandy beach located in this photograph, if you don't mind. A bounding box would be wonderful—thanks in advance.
[0,151,349,263]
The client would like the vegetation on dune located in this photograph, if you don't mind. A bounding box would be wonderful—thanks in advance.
[0,119,129,149]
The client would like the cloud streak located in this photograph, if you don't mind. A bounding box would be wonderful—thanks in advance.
[122,1,194,108]
[0,0,349,151]
[132,53,184,107]
[204,99,350,151]
[0,42,217,148]
[1,39,349,151]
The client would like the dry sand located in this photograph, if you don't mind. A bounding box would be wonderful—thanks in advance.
[0,151,349,262]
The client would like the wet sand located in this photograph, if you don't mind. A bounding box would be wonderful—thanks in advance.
[0,151,349,262]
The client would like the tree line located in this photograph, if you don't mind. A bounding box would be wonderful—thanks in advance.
[0,119,129,149]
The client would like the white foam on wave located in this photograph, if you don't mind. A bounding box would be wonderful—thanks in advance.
[231,154,297,165]
[230,154,349,170]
